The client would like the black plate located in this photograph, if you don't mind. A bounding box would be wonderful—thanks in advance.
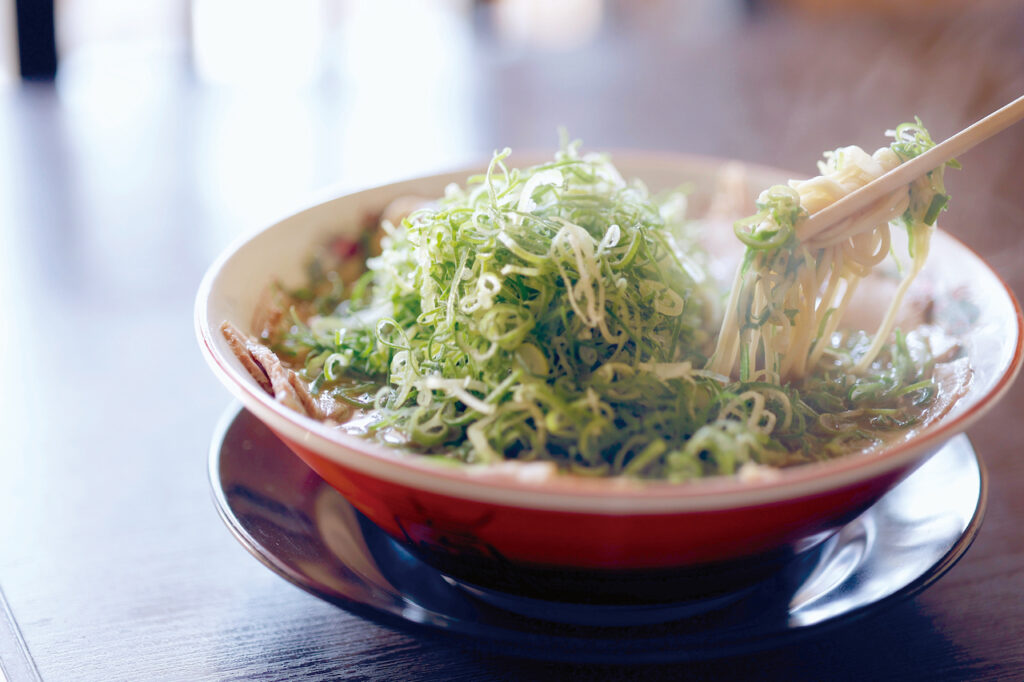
[209,405,986,663]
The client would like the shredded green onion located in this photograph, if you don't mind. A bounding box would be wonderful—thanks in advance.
[263,131,951,479]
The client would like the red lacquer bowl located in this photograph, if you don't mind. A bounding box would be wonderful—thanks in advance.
[196,154,1023,602]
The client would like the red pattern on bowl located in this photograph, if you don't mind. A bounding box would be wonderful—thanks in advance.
[273,429,911,569]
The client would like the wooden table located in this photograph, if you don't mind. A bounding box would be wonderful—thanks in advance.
[2,3,1023,679]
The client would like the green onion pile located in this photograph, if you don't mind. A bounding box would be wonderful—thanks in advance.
[268,136,947,480]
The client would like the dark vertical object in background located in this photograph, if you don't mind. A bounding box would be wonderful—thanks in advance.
[741,0,765,17]
[14,0,58,80]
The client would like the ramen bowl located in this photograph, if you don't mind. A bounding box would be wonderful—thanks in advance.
[195,154,1022,604]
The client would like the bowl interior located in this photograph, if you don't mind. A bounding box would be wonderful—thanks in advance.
[196,152,1023,512]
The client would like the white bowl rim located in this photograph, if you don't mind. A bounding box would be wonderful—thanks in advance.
[195,151,1024,514]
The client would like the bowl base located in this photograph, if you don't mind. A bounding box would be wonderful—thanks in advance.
[406,538,817,607]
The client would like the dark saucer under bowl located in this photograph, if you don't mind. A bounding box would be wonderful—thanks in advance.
[209,405,986,662]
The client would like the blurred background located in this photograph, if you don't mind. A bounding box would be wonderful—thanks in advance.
[0,0,1021,240]
[2,1,1024,678]
[2,0,1022,240]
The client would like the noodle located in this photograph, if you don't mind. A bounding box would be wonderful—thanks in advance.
[708,120,955,382]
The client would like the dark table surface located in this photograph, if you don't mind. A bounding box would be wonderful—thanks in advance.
[2,2,1024,680]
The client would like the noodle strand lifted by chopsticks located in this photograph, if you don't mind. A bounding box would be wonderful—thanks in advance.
[708,120,956,383]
